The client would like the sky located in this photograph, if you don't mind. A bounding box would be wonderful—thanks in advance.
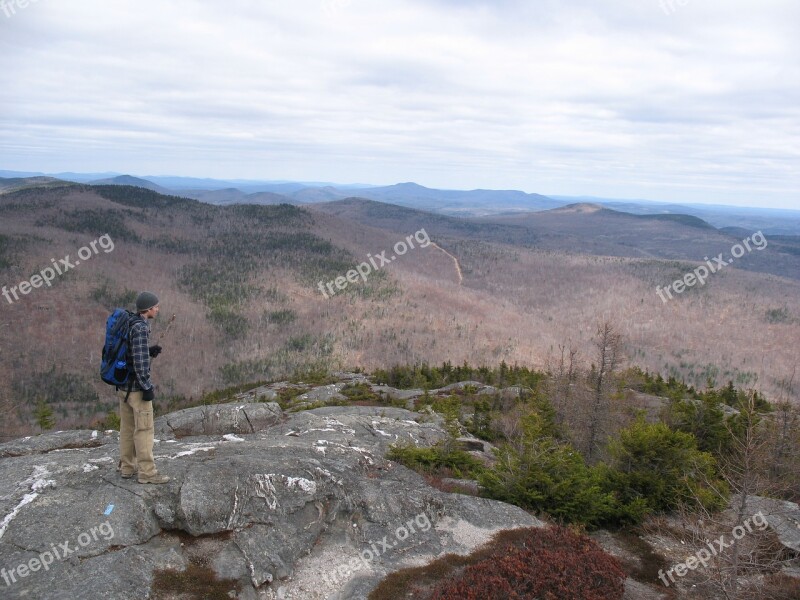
[0,0,798,209]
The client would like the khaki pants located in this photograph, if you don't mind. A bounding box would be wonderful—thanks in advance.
[118,390,157,479]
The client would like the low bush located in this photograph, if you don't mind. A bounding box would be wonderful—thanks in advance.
[370,526,625,600]
[479,413,615,527]
[387,443,483,479]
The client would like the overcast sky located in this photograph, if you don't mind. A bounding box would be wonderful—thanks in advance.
[0,0,798,209]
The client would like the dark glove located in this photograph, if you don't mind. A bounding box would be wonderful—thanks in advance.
[142,387,155,401]
[148,345,162,358]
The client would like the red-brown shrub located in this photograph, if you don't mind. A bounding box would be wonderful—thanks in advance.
[427,526,625,600]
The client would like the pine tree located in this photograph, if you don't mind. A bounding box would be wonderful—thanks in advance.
[34,399,55,432]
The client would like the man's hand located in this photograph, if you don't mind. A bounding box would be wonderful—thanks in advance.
[148,345,162,358]
[142,388,155,401]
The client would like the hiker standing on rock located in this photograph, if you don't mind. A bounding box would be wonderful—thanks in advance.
[119,291,170,484]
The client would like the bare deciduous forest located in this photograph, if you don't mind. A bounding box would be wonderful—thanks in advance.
[0,184,798,439]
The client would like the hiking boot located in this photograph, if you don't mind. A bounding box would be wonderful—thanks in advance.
[117,460,135,479]
[138,474,170,485]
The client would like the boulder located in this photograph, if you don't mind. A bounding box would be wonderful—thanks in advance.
[234,386,279,403]
[295,384,348,405]
[431,381,486,394]
[744,495,800,552]
[153,402,283,439]
[369,385,425,401]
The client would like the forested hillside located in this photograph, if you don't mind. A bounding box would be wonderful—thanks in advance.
[0,184,798,440]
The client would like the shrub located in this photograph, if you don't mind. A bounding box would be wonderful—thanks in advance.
[429,528,625,600]
[370,526,625,600]
[669,395,731,454]
[466,399,494,440]
[340,382,382,404]
[288,364,336,385]
[92,409,120,431]
[623,366,696,401]
[373,361,546,391]
[152,562,240,600]
[387,443,483,479]
[601,417,728,518]
[34,400,55,431]
[431,395,462,438]
[275,386,306,408]
[479,413,615,527]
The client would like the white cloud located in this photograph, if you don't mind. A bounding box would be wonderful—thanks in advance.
[0,0,797,208]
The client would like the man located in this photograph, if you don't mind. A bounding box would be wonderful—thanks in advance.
[119,291,169,484]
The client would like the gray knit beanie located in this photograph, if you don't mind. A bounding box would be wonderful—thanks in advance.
[135,291,159,312]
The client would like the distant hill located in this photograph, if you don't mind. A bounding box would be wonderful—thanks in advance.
[311,197,800,281]
[291,186,350,203]
[476,204,800,280]
[89,174,172,194]
[243,191,296,205]
[0,170,122,182]
[177,188,294,206]
[548,202,605,214]
[0,176,75,194]
[142,176,355,194]
[632,212,715,229]
[549,203,714,228]
[335,182,564,216]
[309,196,530,242]
[176,187,249,204]
[551,195,800,235]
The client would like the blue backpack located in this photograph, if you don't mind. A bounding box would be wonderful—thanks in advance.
[100,309,142,388]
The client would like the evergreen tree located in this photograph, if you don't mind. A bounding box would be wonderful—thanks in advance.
[34,399,55,432]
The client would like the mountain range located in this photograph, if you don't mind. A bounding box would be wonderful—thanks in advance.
[2,170,799,234]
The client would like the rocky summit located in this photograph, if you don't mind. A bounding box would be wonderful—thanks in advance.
[0,392,540,599]
[3,375,798,600]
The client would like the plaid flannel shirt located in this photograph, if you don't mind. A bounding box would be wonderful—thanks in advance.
[127,318,154,392]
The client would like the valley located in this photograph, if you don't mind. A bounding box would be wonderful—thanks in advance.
[1,180,798,437]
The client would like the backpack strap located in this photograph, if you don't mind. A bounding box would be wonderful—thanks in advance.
[123,312,146,402]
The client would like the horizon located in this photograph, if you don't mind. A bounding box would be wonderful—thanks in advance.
[2,167,799,214]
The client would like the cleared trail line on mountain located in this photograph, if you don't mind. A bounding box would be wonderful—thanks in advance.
[429,242,463,285]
